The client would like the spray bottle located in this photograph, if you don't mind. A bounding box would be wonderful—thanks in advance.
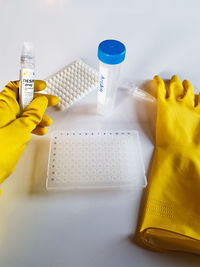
[19,42,35,111]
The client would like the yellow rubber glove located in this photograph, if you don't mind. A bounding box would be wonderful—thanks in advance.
[138,75,200,255]
[0,97,48,184]
[0,80,59,185]
[0,80,59,135]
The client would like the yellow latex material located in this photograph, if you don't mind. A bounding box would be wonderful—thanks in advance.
[138,75,200,255]
[0,80,59,135]
[0,80,59,185]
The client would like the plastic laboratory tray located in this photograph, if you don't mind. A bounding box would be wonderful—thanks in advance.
[46,130,147,190]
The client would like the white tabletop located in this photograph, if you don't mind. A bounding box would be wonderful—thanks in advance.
[0,0,200,266]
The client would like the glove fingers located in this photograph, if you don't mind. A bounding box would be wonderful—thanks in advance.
[0,81,20,126]
[39,114,52,127]
[195,92,200,111]
[182,80,195,106]
[5,80,58,107]
[33,93,59,107]
[34,80,47,92]
[31,111,52,135]
[169,75,184,100]
[32,126,47,136]
[0,80,56,130]
[5,80,47,96]
[4,81,19,98]
[13,96,48,133]
[153,76,166,101]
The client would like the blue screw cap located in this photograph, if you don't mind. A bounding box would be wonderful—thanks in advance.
[98,39,126,65]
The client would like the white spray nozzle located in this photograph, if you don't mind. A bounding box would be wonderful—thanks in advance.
[21,42,34,58]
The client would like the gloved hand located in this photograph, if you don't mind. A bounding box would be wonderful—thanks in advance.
[0,80,59,135]
[0,80,59,185]
[138,75,200,254]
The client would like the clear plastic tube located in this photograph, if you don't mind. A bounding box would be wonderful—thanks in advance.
[97,39,126,115]
[132,87,156,102]
[97,61,121,115]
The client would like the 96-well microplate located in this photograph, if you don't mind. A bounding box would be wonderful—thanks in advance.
[46,131,147,190]
[45,60,99,111]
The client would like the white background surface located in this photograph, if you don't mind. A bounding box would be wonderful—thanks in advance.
[0,0,200,266]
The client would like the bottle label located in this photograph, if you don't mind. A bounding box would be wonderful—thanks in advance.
[20,68,35,110]
[98,65,108,105]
